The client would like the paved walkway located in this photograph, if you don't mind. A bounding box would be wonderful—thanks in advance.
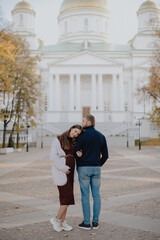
[0,146,160,240]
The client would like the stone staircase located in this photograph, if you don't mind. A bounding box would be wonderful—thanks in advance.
[39,122,137,138]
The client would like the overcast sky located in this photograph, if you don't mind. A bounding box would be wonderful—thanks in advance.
[0,0,160,45]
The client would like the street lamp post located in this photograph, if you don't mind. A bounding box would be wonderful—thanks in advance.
[136,120,142,150]
[0,103,9,148]
[26,123,30,152]
[41,124,43,149]
[127,127,129,148]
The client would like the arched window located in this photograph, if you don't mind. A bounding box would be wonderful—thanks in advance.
[19,14,23,26]
[84,18,88,32]
[64,21,68,35]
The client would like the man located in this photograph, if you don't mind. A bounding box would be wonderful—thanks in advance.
[75,114,109,230]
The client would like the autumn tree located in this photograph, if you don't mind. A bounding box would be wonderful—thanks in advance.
[7,35,42,148]
[0,29,16,148]
[138,24,160,129]
[0,29,42,148]
[146,46,160,127]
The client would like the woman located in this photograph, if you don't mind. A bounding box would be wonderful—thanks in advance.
[50,125,82,232]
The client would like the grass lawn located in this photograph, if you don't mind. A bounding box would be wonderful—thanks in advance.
[135,138,160,146]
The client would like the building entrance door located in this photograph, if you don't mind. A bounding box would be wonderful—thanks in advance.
[82,107,90,117]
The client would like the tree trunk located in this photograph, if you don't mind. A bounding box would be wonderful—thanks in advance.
[17,132,20,149]
[8,121,16,148]
[2,120,7,148]
[16,118,20,149]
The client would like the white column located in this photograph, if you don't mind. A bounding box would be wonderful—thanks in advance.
[91,74,96,111]
[48,74,54,111]
[55,74,60,111]
[76,74,81,111]
[69,74,74,111]
[111,74,117,111]
[98,74,103,111]
[119,73,124,111]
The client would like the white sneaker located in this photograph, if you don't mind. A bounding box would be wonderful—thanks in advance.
[62,220,73,231]
[50,217,63,232]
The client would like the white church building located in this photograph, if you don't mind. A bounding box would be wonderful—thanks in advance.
[10,0,160,142]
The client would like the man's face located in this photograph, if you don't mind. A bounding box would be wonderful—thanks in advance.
[82,117,90,128]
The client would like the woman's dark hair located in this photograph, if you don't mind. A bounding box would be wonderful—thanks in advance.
[58,124,82,150]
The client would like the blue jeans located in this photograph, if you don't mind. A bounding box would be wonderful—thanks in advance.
[78,166,101,224]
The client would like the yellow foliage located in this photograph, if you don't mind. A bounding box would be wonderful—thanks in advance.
[0,28,42,145]
[0,30,17,94]
[0,41,15,62]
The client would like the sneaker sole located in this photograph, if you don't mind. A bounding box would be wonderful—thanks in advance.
[92,226,99,230]
[78,226,91,230]
[63,227,73,231]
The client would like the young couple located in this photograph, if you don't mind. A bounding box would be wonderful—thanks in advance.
[50,114,109,232]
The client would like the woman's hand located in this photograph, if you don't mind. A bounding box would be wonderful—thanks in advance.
[76,150,82,157]
[66,169,70,175]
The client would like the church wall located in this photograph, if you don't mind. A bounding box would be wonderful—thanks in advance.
[60,75,70,111]
[133,34,159,49]
[103,75,112,112]
[58,8,109,43]
[124,70,133,113]
[131,67,153,121]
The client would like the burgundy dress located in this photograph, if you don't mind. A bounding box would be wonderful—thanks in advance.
[57,136,75,205]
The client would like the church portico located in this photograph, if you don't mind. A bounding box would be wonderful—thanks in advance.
[47,70,125,122]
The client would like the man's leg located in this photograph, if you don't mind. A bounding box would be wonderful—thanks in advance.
[78,167,91,225]
[91,167,101,224]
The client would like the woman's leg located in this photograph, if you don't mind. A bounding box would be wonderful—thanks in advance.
[57,205,68,220]
[61,205,68,221]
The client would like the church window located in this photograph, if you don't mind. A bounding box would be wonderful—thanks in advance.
[19,14,23,26]
[64,21,68,35]
[124,103,128,112]
[84,18,88,32]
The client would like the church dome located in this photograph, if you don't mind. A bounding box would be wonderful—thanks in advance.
[13,0,33,11]
[139,0,158,11]
[60,0,108,13]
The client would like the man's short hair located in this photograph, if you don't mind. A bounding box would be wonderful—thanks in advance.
[84,114,95,127]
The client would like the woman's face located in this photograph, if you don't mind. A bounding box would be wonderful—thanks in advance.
[69,128,81,138]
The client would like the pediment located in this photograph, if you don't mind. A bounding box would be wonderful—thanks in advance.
[48,51,123,67]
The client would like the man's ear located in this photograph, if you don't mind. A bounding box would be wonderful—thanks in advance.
[87,121,92,126]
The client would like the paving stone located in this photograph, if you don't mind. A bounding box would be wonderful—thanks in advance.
[0,146,160,240]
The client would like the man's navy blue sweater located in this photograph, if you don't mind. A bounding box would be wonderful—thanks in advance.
[75,126,109,167]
